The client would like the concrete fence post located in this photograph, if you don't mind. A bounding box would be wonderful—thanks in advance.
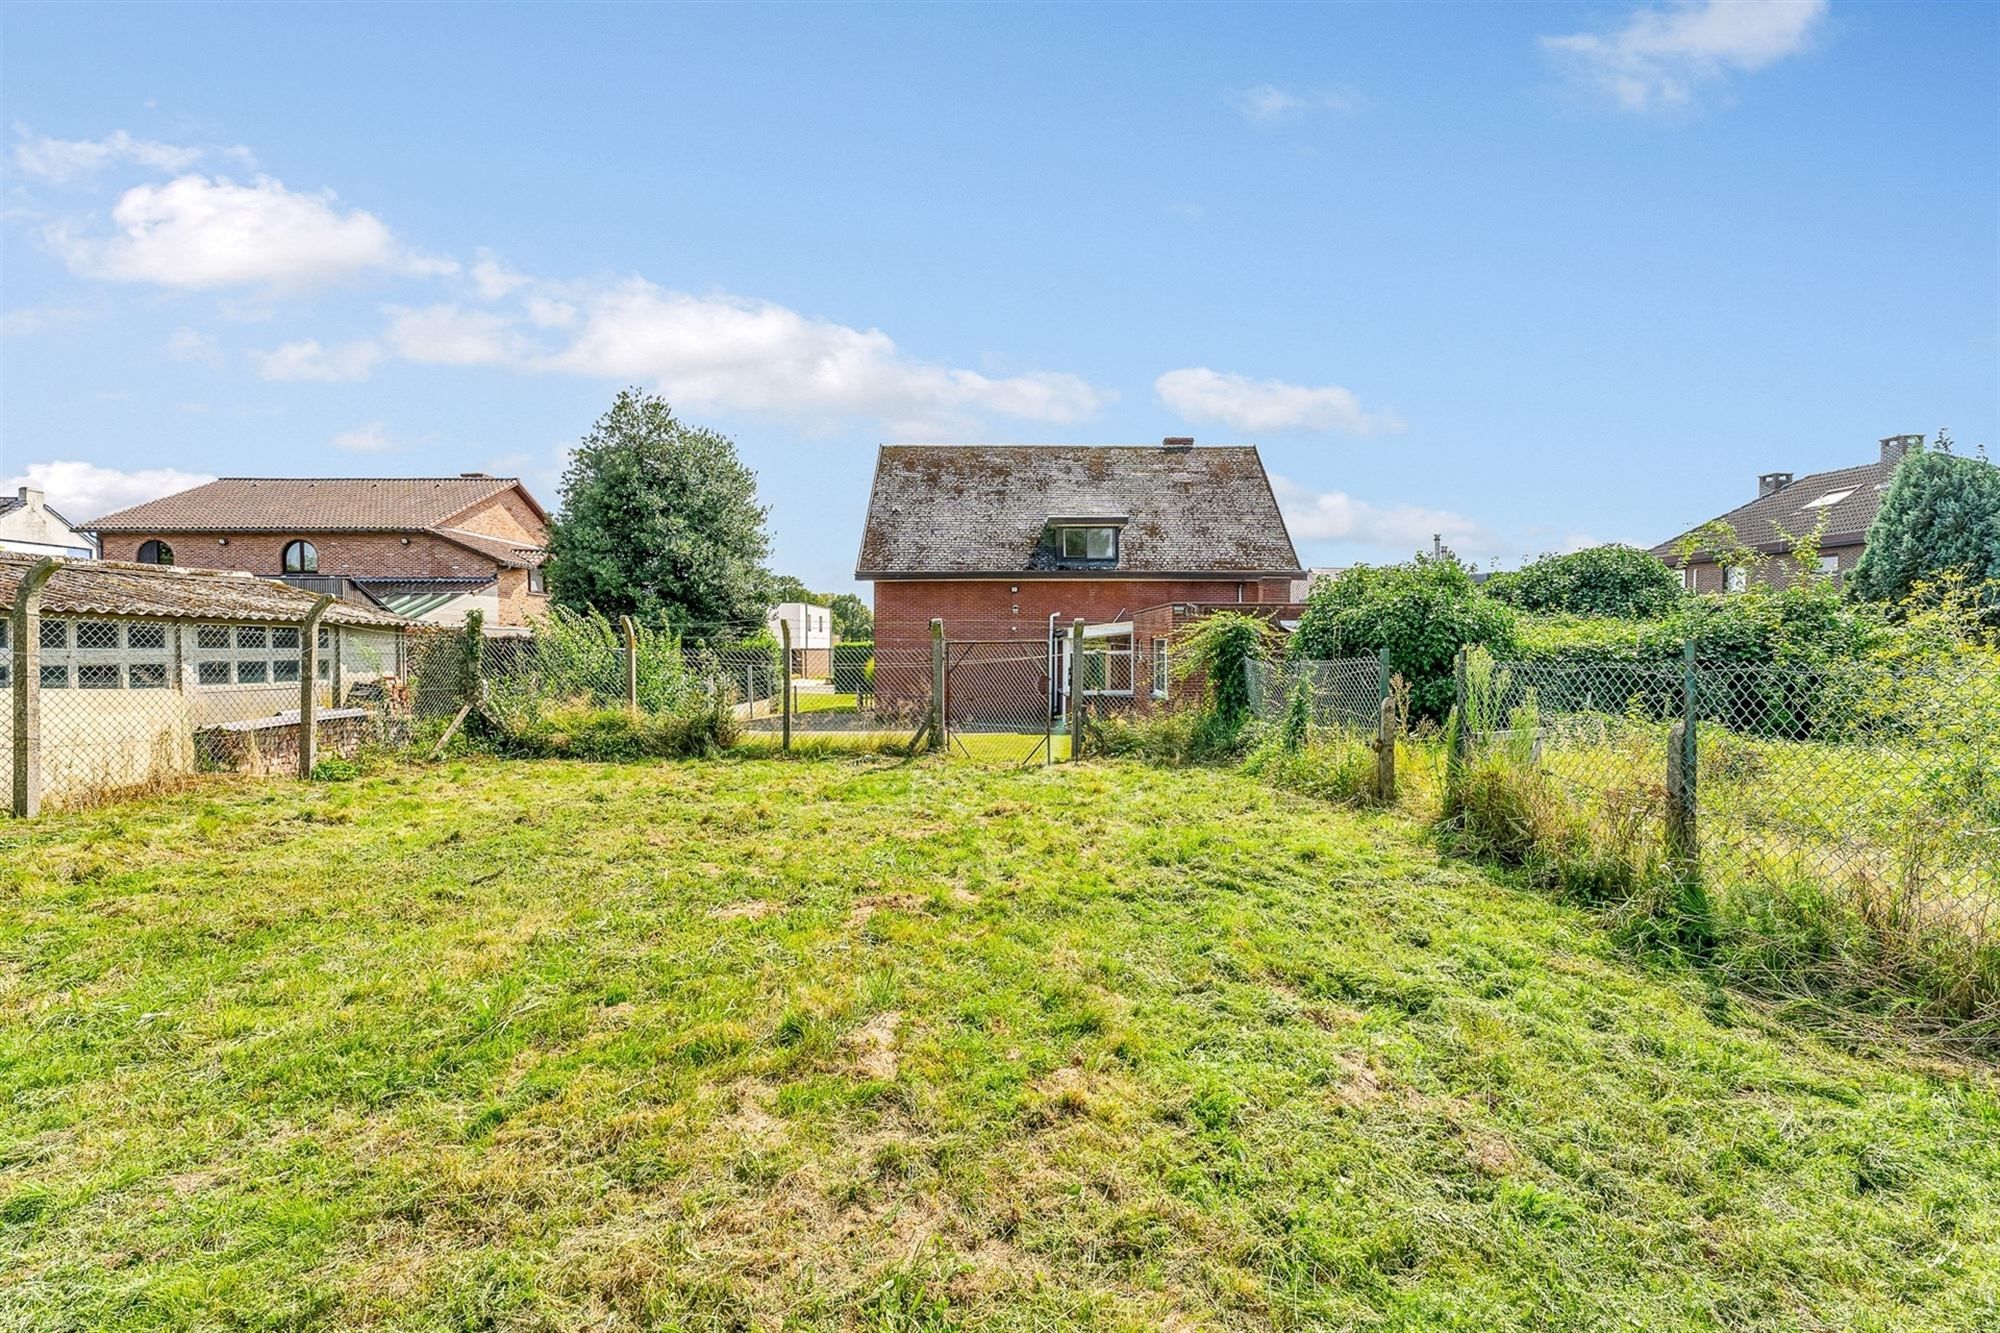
[1067,618,1086,761]
[1447,645,1471,790]
[1666,641,1700,876]
[779,618,793,752]
[298,594,335,781]
[620,614,639,715]
[10,557,60,818]
[929,618,946,753]
[1376,694,1399,804]
[1377,645,1392,709]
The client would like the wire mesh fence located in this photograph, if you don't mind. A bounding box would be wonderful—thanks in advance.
[1248,655,1387,731]
[1449,653,2000,949]
[6,614,411,812]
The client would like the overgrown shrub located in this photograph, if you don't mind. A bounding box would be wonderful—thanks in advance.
[493,698,738,761]
[485,606,701,720]
[1486,545,1686,618]
[1290,556,1517,722]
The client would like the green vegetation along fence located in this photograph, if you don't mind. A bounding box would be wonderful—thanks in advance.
[1271,644,2000,1031]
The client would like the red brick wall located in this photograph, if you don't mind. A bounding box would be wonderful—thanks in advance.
[445,488,548,546]
[871,577,1278,655]
[1669,543,1863,593]
[100,530,500,580]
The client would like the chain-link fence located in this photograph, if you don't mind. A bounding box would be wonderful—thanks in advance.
[1249,654,1388,731]
[6,612,411,814]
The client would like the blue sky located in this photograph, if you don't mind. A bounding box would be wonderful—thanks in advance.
[2,1,1994,595]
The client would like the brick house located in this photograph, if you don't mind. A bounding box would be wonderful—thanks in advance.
[85,474,551,628]
[855,440,1303,719]
[1650,435,1921,592]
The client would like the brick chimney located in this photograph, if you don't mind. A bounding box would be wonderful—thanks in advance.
[1161,437,1193,451]
[1758,472,1793,498]
[1879,434,1922,465]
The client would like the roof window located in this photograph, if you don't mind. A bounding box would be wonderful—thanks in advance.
[1799,487,1855,510]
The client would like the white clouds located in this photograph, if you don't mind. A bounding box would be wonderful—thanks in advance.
[11,129,208,183]
[331,421,396,453]
[1542,0,1828,113]
[49,174,455,291]
[1156,367,1403,436]
[250,337,382,382]
[385,303,533,367]
[364,280,1109,430]
[1,459,214,523]
[1271,475,1495,557]
[544,281,1109,428]
[165,326,222,367]
[1230,84,1366,123]
[0,304,90,337]
[469,249,531,300]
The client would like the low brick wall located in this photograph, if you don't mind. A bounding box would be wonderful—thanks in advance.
[195,708,373,776]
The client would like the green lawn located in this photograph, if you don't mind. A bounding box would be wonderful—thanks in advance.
[2,756,1996,1330]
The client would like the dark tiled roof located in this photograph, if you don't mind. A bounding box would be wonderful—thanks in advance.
[85,476,546,532]
[0,552,408,627]
[1651,454,1903,560]
[856,445,1303,578]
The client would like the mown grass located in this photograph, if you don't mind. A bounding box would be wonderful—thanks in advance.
[3,756,1997,1330]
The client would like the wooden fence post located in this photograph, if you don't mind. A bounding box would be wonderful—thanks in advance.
[298,594,335,780]
[10,557,60,818]
[1067,618,1086,761]
[621,615,639,715]
[929,618,946,753]
[779,617,793,752]
[1376,694,1399,804]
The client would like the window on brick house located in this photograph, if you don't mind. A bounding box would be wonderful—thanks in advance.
[1152,638,1168,697]
[137,540,174,565]
[1725,566,1748,594]
[282,540,318,573]
[1057,526,1118,561]
[528,563,546,594]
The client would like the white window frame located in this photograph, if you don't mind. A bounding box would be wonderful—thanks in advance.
[1724,566,1748,594]
[32,617,175,691]
[189,623,307,689]
[1058,526,1119,561]
[1681,566,1698,592]
[527,563,546,594]
[1800,488,1855,510]
[1151,637,1169,698]
[1817,554,1840,577]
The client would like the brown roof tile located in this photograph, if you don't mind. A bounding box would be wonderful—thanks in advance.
[0,552,408,627]
[856,444,1303,578]
[85,476,543,532]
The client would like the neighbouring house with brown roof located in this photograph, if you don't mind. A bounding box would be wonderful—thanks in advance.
[855,440,1303,720]
[1650,435,1923,593]
[84,474,551,628]
[1,551,410,807]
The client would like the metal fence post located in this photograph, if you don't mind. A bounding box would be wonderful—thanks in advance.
[779,618,793,752]
[1067,618,1086,761]
[929,618,946,753]
[10,557,60,818]
[298,594,335,780]
[621,615,640,715]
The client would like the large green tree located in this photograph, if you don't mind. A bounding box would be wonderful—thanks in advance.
[547,390,772,640]
[827,594,872,640]
[1850,433,2000,605]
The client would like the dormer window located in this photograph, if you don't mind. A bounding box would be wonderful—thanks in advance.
[1058,526,1119,561]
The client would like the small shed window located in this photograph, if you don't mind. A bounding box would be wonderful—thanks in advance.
[137,540,175,565]
[1058,526,1119,561]
[283,540,318,574]
[190,623,311,690]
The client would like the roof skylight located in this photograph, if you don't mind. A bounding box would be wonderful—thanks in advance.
[1800,487,1855,509]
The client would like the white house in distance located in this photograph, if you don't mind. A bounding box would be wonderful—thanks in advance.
[767,601,834,676]
[0,487,96,559]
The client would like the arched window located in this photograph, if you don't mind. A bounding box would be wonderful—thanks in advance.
[282,540,318,574]
[136,540,174,566]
